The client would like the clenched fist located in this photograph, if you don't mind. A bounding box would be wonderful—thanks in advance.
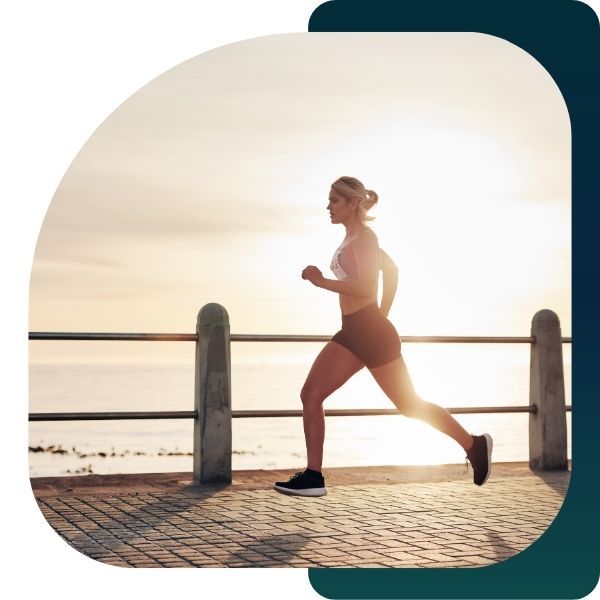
[301,265,324,286]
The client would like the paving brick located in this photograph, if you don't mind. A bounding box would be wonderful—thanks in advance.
[411,551,460,562]
[461,555,497,565]
[348,549,388,560]
[314,548,350,558]
[409,540,447,550]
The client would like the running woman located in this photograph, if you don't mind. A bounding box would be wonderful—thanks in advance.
[273,176,493,497]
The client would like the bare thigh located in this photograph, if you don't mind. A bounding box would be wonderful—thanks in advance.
[368,355,419,413]
[301,341,365,405]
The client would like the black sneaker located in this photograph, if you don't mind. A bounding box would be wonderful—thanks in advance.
[466,433,493,486]
[273,469,327,497]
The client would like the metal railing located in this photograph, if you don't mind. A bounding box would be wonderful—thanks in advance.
[29,306,571,483]
[30,404,567,422]
[32,332,574,343]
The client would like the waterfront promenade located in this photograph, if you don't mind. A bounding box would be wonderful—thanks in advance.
[31,462,570,568]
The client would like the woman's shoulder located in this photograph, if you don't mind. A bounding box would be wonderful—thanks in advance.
[356,227,379,244]
[350,227,378,253]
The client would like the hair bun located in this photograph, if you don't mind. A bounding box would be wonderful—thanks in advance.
[365,189,378,207]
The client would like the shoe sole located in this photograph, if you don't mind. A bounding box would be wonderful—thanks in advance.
[481,433,493,485]
[272,484,327,497]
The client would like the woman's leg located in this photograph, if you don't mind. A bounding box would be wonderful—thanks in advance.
[369,355,473,451]
[301,341,365,471]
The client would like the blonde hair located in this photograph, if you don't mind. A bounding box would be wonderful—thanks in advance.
[331,176,378,223]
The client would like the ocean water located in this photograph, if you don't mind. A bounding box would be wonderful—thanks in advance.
[28,344,572,477]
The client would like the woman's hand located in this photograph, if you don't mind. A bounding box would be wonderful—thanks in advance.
[301,265,324,287]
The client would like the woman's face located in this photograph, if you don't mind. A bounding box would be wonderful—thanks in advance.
[327,189,357,225]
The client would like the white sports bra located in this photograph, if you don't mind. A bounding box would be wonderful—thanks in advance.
[330,231,361,280]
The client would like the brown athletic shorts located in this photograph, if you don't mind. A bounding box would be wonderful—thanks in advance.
[331,303,401,368]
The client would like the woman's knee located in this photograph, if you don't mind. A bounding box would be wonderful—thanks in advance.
[300,384,325,407]
[397,395,427,418]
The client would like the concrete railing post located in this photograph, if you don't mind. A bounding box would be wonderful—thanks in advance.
[193,303,232,484]
[529,309,567,470]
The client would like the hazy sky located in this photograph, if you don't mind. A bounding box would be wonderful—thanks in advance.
[29,32,571,364]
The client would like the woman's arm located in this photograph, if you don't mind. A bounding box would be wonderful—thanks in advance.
[311,274,373,297]
[379,248,398,317]
[303,229,379,298]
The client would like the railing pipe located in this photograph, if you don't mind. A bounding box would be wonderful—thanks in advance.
[28,332,572,343]
[29,411,196,421]
[28,332,197,341]
[29,405,574,421]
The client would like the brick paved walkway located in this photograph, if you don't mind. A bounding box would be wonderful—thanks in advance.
[32,463,570,568]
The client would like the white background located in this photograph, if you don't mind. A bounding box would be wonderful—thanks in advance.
[1,1,598,599]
